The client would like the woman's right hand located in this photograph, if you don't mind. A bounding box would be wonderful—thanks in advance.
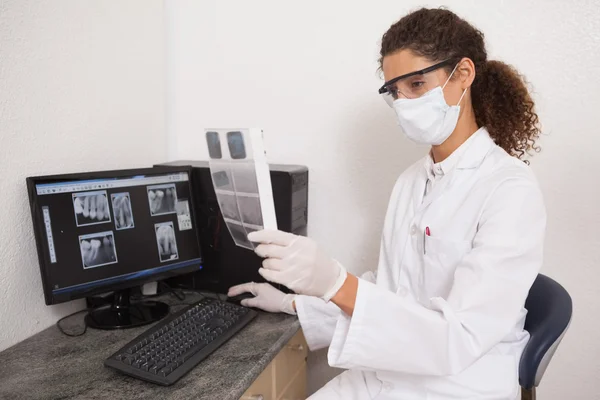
[227,282,296,315]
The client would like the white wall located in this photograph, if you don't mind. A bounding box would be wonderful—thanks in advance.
[0,0,166,351]
[166,0,600,398]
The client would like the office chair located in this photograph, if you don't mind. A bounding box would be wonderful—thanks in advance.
[519,274,572,400]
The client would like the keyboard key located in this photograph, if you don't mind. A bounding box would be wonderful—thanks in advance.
[180,343,205,362]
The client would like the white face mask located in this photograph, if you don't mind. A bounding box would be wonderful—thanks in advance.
[393,67,467,146]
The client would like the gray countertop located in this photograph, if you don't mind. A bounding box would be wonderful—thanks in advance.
[0,293,300,400]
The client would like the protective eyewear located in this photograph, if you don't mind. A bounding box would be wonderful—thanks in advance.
[378,59,454,106]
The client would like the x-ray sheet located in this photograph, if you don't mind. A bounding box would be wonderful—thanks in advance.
[205,128,277,249]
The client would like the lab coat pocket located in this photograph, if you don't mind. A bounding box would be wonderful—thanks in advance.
[421,237,471,300]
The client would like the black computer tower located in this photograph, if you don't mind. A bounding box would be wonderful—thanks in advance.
[154,160,308,294]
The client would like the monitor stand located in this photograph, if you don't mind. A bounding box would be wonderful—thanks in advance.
[85,288,170,330]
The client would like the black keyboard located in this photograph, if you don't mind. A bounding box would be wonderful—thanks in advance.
[105,297,257,385]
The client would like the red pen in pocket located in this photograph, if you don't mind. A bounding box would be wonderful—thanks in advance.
[424,226,431,254]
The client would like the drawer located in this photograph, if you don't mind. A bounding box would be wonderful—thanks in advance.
[278,362,307,400]
[274,330,308,394]
[240,363,274,400]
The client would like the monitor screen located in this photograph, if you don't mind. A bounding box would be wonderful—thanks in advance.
[27,167,202,305]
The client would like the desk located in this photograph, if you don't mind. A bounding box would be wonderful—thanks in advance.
[0,293,306,400]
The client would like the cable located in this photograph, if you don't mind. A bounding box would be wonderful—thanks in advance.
[180,288,215,299]
[158,281,186,301]
[56,308,90,337]
[169,303,196,310]
[172,288,186,301]
[181,288,227,302]
[56,285,209,338]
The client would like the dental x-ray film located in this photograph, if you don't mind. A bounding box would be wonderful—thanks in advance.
[204,128,277,249]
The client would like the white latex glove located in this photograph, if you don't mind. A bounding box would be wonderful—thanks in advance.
[248,230,347,302]
[227,282,297,315]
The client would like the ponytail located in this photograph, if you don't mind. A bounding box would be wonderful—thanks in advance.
[471,61,541,161]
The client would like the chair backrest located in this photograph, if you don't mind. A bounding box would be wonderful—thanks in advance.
[519,274,573,389]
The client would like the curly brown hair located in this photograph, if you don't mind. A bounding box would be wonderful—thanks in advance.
[380,8,541,161]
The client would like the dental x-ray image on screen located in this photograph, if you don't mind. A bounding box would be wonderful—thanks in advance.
[73,191,111,227]
[79,231,118,269]
[111,192,134,230]
[155,221,179,262]
[204,128,277,250]
[147,184,177,216]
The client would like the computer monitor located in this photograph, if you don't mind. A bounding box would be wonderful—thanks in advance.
[26,166,202,330]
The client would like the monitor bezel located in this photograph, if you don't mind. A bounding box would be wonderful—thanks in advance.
[26,165,202,305]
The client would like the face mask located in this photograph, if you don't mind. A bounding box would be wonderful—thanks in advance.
[393,66,467,146]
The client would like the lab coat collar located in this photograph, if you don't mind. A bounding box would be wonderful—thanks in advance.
[416,128,494,211]
[456,127,494,169]
[424,127,493,177]
[424,139,466,180]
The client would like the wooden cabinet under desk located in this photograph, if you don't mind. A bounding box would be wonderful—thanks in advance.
[241,330,308,400]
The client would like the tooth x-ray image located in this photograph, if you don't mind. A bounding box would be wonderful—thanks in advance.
[147,184,177,216]
[155,221,179,262]
[111,192,134,230]
[212,170,232,190]
[79,231,118,269]
[206,131,223,159]
[237,195,263,226]
[225,220,253,249]
[231,164,259,193]
[218,193,241,221]
[227,131,246,159]
[73,191,111,227]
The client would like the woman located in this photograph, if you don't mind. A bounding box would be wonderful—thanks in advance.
[228,8,545,400]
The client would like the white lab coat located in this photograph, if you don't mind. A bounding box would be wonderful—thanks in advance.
[295,128,546,400]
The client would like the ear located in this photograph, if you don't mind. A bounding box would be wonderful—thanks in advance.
[457,57,476,89]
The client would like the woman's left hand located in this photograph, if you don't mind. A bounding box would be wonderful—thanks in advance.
[249,230,347,302]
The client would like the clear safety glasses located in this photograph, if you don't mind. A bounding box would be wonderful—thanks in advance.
[378,59,456,107]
